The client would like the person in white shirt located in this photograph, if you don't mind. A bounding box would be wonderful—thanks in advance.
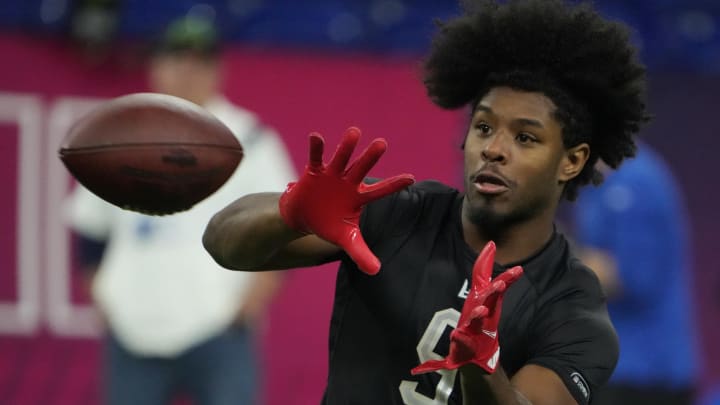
[66,15,296,405]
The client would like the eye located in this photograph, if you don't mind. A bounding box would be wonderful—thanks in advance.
[516,132,537,144]
[476,122,492,136]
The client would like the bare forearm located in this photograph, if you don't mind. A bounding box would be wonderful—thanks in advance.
[461,366,532,405]
[203,192,304,271]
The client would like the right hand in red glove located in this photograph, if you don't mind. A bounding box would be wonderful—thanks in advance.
[411,242,523,375]
[279,127,415,275]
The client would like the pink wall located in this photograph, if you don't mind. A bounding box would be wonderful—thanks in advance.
[0,35,464,405]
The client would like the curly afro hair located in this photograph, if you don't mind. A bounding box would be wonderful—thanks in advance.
[424,0,650,200]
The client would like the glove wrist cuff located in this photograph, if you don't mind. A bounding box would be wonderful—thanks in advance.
[278,185,310,235]
[476,345,500,374]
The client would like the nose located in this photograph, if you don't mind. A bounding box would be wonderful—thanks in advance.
[481,135,508,164]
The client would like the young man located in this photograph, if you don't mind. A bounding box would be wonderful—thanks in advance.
[203,0,648,403]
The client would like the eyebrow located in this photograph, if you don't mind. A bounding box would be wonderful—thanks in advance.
[474,105,545,129]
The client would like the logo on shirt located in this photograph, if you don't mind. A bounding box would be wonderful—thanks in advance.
[570,371,590,400]
[458,279,470,299]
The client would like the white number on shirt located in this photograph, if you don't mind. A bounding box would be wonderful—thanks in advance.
[399,308,461,404]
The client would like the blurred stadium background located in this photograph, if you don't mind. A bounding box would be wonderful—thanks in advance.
[0,1,718,404]
[1,0,720,70]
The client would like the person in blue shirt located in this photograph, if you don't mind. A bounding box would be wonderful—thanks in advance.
[572,142,699,405]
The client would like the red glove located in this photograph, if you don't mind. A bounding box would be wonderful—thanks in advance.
[279,127,415,275]
[411,241,523,375]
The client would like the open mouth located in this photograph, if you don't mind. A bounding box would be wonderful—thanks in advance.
[473,172,510,195]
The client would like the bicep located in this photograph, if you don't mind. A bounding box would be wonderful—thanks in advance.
[525,290,618,405]
[511,364,577,405]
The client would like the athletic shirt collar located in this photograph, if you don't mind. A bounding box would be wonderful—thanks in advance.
[453,194,564,278]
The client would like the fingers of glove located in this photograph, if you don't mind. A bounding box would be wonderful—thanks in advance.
[475,281,513,329]
[492,279,507,294]
[472,242,497,290]
[479,280,507,310]
[463,305,489,329]
[496,265,524,287]
[411,359,449,375]
[308,133,325,170]
[337,225,381,275]
[471,267,521,312]
[345,138,387,183]
[358,174,415,203]
[327,127,361,174]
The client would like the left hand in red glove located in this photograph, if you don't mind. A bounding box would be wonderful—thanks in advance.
[411,241,523,375]
[278,127,415,275]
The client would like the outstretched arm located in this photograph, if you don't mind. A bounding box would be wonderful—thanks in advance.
[203,127,414,273]
[203,191,338,271]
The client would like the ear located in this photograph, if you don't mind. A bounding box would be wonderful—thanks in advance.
[558,143,590,182]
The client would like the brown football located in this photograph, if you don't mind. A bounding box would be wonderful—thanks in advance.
[59,93,243,215]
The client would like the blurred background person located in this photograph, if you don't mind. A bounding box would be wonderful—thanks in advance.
[570,141,699,405]
[64,14,296,405]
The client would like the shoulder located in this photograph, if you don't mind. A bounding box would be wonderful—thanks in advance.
[518,234,615,352]
[386,179,459,211]
[536,247,608,312]
[519,234,603,299]
[363,179,458,221]
[523,250,619,404]
[365,178,456,194]
[564,255,607,300]
[410,180,458,195]
[360,180,459,247]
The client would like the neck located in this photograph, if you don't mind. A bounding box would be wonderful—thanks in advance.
[461,200,556,265]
